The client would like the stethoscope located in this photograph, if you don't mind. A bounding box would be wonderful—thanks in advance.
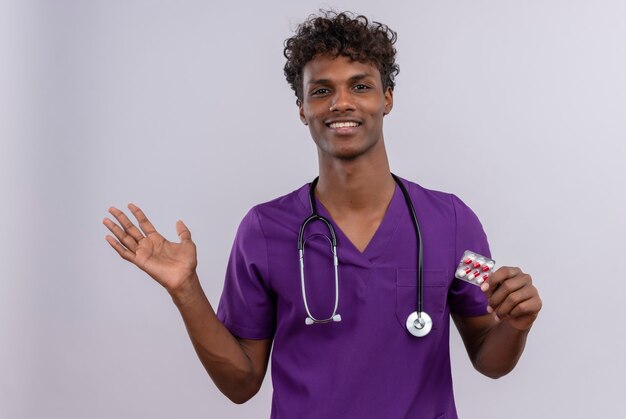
[298,174,432,337]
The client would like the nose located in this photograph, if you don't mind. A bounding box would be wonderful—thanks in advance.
[329,88,355,112]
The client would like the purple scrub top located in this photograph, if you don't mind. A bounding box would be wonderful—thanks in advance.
[217,177,490,419]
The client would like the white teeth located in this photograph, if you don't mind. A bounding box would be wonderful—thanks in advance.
[329,121,360,128]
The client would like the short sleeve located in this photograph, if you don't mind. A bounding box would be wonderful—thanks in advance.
[216,207,276,339]
[448,194,491,317]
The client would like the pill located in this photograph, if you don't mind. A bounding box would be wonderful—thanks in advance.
[468,270,481,280]
[455,251,496,287]
[474,258,486,268]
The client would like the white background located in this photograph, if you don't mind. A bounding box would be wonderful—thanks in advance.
[2,1,625,418]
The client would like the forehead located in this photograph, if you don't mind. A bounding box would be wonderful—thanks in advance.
[301,55,381,85]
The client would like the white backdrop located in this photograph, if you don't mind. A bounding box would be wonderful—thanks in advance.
[2,1,625,418]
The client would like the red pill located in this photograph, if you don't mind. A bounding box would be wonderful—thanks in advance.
[468,270,481,280]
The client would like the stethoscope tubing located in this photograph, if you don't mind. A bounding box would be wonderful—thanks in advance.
[298,215,340,324]
[391,173,425,318]
[298,174,427,334]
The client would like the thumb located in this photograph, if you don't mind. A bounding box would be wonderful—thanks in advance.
[176,220,192,242]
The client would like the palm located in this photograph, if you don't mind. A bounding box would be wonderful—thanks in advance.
[104,204,198,294]
[134,233,197,292]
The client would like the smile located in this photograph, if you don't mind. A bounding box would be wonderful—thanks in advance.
[327,121,361,128]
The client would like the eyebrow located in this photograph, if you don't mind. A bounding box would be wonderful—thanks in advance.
[307,73,375,87]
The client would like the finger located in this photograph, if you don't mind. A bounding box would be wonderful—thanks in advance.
[481,266,522,297]
[176,220,192,242]
[509,295,543,318]
[487,274,531,311]
[105,235,136,262]
[103,217,138,252]
[128,203,157,236]
[493,285,535,318]
[107,207,145,243]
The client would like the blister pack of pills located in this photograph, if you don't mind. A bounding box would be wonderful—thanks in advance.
[455,250,496,286]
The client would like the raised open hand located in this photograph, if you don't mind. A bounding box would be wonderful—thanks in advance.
[103,204,197,295]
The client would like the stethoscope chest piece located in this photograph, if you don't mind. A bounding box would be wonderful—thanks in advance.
[406,311,432,337]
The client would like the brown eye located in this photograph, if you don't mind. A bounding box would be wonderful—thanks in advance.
[311,88,330,96]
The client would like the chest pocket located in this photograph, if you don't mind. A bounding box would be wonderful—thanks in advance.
[395,269,449,332]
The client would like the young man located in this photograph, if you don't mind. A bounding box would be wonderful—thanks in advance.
[103,11,542,418]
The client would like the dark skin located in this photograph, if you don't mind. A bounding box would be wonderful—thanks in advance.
[298,55,396,252]
[102,207,270,403]
[103,53,542,404]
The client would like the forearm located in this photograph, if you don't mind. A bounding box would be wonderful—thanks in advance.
[170,273,259,403]
[472,319,530,379]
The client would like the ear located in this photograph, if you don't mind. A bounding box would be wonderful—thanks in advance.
[299,102,308,125]
[383,87,394,116]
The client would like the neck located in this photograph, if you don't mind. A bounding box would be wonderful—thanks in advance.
[315,143,395,214]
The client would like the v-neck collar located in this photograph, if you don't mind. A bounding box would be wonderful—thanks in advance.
[297,180,405,267]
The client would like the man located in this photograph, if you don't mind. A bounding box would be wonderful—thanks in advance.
[103,11,542,418]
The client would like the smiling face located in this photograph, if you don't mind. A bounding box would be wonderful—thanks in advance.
[299,54,393,162]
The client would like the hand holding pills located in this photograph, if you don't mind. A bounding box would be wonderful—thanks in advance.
[457,251,542,331]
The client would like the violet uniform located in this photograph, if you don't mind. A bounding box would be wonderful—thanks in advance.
[217,177,491,419]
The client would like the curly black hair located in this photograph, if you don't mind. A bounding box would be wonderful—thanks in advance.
[283,10,399,106]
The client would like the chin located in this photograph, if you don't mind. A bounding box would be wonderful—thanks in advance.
[315,136,379,161]
[326,148,368,161]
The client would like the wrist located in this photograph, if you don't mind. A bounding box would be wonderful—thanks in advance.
[169,271,203,307]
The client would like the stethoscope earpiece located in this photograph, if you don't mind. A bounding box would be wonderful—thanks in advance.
[304,314,342,325]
